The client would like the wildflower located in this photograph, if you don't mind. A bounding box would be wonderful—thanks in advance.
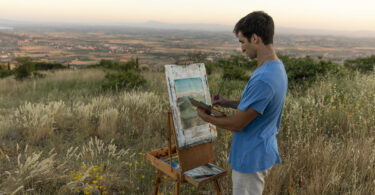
[122,190,126,194]
[141,175,145,179]
[129,162,133,167]
[92,180,98,184]
[288,186,295,194]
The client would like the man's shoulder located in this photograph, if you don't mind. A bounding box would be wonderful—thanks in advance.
[250,61,287,91]
[259,61,286,79]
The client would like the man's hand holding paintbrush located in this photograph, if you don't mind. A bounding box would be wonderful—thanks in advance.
[211,78,240,109]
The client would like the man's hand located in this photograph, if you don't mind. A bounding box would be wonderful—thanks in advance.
[211,94,227,106]
[212,94,240,109]
[197,108,210,122]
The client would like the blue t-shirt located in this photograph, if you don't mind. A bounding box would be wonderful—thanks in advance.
[228,60,288,173]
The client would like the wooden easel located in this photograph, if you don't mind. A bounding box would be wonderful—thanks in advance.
[146,109,227,195]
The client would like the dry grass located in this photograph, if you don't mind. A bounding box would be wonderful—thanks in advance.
[0,69,375,194]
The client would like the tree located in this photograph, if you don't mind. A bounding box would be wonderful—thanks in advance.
[14,57,35,80]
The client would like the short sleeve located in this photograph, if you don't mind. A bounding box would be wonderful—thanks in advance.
[237,80,274,115]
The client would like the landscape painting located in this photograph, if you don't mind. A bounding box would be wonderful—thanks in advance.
[165,64,217,148]
[175,77,206,129]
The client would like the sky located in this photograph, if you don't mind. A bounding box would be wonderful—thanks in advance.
[1,0,375,31]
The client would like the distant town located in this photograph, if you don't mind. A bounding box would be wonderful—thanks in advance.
[1,26,375,70]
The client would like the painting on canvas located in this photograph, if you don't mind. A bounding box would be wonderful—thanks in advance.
[165,63,216,148]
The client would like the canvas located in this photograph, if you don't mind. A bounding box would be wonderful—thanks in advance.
[165,63,217,148]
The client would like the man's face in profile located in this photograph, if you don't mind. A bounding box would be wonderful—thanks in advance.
[238,31,257,59]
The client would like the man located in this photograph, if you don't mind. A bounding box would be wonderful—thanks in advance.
[197,11,288,195]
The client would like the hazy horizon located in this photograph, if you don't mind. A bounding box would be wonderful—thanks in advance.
[1,0,375,32]
[1,18,375,38]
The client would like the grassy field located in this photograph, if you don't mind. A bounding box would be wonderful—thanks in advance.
[0,68,375,194]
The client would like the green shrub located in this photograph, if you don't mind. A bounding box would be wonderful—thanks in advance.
[34,62,65,70]
[14,57,35,80]
[223,65,248,81]
[204,61,216,75]
[0,69,14,78]
[101,70,146,91]
[207,54,254,80]
[12,57,63,80]
[279,55,347,86]
[95,59,140,72]
[227,54,257,70]
[344,55,375,73]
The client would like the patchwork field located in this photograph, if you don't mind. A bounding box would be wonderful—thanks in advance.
[1,28,375,70]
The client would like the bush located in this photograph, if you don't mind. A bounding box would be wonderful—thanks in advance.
[344,55,375,73]
[0,69,14,78]
[204,61,216,75]
[223,65,248,81]
[227,54,257,70]
[279,55,347,86]
[14,57,35,80]
[34,62,65,70]
[207,54,254,80]
[95,59,140,72]
[13,57,63,80]
[101,70,146,91]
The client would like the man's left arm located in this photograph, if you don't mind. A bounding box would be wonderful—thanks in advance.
[197,107,258,132]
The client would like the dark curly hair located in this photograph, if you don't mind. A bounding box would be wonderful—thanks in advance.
[233,11,274,45]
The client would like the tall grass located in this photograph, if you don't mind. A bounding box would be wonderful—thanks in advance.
[0,69,374,194]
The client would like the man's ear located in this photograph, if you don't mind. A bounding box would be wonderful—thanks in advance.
[252,34,261,44]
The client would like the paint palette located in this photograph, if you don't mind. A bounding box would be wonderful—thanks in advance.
[188,98,225,117]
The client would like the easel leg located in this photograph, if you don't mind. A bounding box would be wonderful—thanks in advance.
[213,179,222,195]
[153,170,162,195]
[174,181,180,195]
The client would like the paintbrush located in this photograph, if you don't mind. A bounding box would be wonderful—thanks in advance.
[214,77,226,101]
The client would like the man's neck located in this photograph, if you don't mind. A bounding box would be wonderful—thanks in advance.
[256,44,278,67]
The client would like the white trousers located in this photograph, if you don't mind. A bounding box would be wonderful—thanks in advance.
[232,169,270,195]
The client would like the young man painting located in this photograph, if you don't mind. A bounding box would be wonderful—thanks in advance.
[196,11,288,195]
